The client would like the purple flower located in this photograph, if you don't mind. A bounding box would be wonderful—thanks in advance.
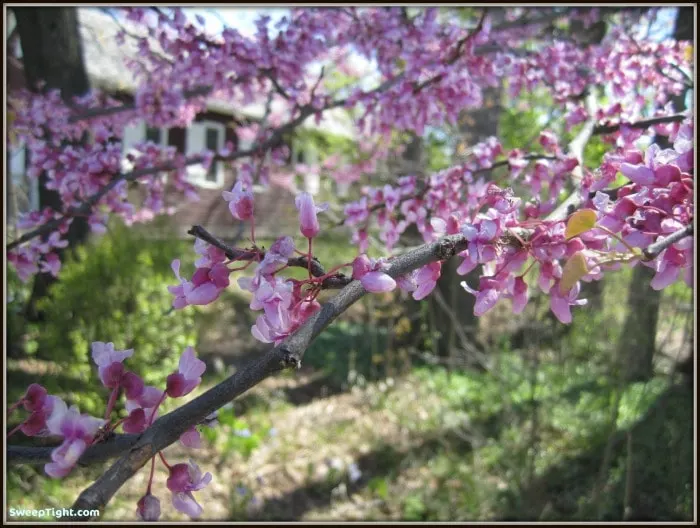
[461,277,504,316]
[20,393,62,437]
[169,259,225,309]
[166,347,206,398]
[510,277,529,314]
[351,255,396,293]
[413,262,442,300]
[44,399,103,478]
[295,192,328,239]
[222,181,254,221]
[22,384,48,412]
[137,493,161,522]
[167,460,212,519]
[550,281,588,324]
[123,408,147,434]
[91,342,134,389]
[650,245,687,290]
[180,427,202,449]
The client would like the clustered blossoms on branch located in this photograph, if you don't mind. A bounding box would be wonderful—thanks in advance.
[5,6,695,521]
[7,343,213,521]
[7,7,691,280]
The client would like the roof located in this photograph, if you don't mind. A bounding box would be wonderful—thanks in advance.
[77,8,355,139]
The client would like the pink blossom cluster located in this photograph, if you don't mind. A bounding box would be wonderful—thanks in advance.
[586,119,694,289]
[9,7,692,287]
[8,342,212,521]
[342,116,693,324]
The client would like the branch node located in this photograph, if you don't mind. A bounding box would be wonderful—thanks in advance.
[279,347,302,370]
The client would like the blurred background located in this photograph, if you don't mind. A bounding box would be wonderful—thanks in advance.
[5,6,694,522]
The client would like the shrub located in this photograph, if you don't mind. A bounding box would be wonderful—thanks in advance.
[18,220,197,415]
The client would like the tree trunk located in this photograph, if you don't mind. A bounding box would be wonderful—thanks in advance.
[618,7,691,382]
[429,83,503,365]
[14,7,92,321]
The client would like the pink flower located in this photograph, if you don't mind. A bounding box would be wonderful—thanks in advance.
[650,245,687,290]
[22,384,48,412]
[39,253,62,277]
[361,271,397,293]
[44,399,103,478]
[193,239,227,268]
[222,181,254,221]
[125,385,163,429]
[121,372,145,401]
[166,347,206,398]
[295,192,328,239]
[550,281,588,324]
[396,270,418,293]
[457,218,501,274]
[413,262,442,300]
[351,255,396,293]
[20,392,62,437]
[137,493,161,522]
[166,460,212,519]
[180,427,202,449]
[169,259,224,309]
[461,277,504,316]
[509,277,529,314]
[91,342,134,389]
[123,408,147,434]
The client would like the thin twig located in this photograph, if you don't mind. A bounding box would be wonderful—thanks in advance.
[187,225,352,289]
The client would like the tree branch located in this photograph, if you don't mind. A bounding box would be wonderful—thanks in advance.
[642,224,693,261]
[592,113,687,136]
[7,434,139,467]
[65,233,468,519]
[187,225,353,289]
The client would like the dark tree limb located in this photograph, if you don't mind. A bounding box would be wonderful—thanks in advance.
[7,434,139,467]
[642,224,693,261]
[592,113,687,136]
[59,233,467,519]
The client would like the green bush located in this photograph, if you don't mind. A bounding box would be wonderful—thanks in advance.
[19,220,197,415]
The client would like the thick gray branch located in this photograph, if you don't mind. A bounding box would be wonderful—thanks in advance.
[66,233,468,519]
[642,224,693,261]
[7,434,139,466]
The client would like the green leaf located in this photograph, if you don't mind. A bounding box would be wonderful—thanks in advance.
[565,209,597,239]
[560,251,589,293]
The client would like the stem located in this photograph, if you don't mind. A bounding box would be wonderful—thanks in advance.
[6,422,23,439]
[146,456,156,494]
[7,399,23,415]
[148,392,168,426]
[250,218,256,244]
[158,451,171,470]
[519,259,537,279]
[596,225,640,256]
[104,387,121,421]
[307,238,313,279]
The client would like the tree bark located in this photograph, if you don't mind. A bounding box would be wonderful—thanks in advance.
[13,7,92,321]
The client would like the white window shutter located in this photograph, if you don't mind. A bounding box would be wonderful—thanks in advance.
[121,122,145,172]
[122,122,145,152]
[186,122,206,181]
[9,142,26,179]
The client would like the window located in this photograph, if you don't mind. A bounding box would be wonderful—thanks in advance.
[205,127,220,183]
[185,121,225,188]
[121,122,168,174]
[8,141,39,220]
[145,126,163,145]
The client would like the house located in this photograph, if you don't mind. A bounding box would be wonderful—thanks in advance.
[7,7,357,241]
